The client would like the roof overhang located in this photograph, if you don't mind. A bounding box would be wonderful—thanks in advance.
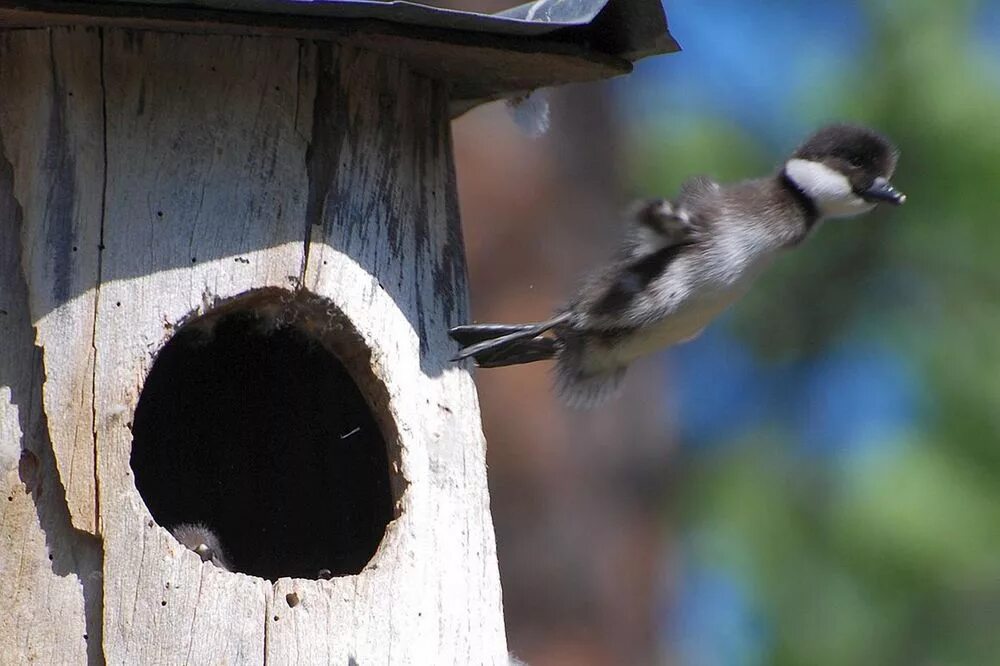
[0,0,679,114]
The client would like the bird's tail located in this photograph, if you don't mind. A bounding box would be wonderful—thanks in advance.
[552,336,627,409]
[450,315,626,408]
[449,316,567,368]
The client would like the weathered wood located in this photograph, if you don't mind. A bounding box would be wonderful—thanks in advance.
[93,29,306,664]
[0,28,104,536]
[0,108,103,665]
[289,45,505,664]
[0,1,634,115]
[1,26,506,664]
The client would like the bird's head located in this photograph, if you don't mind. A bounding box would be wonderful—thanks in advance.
[783,124,905,219]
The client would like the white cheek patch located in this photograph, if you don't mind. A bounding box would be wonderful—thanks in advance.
[785,158,875,218]
[785,158,853,199]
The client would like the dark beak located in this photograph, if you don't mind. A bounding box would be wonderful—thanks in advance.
[861,177,906,205]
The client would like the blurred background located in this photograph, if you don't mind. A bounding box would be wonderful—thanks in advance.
[449,1,1000,664]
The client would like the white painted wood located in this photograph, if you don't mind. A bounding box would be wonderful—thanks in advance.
[1,27,506,664]
[0,28,104,536]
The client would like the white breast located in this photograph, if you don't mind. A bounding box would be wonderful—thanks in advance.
[604,279,751,367]
[588,222,782,372]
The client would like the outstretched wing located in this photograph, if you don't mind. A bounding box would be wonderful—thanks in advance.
[580,187,717,319]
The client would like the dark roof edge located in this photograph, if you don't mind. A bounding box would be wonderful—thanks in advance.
[0,0,679,115]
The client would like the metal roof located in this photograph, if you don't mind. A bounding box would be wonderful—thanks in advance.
[114,0,618,35]
[0,0,679,112]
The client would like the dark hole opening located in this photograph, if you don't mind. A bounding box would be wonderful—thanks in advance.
[130,291,397,580]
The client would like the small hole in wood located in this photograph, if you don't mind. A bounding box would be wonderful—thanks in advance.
[130,288,402,581]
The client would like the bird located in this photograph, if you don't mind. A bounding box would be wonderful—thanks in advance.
[170,523,233,571]
[449,123,906,408]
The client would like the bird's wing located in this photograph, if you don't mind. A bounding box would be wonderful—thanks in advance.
[627,197,695,248]
[575,194,712,322]
[677,175,722,210]
[584,240,695,320]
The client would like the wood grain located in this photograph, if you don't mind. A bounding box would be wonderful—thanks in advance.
[0,26,507,664]
[0,28,104,536]
[94,29,305,664]
[0,89,103,665]
[289,44,506,664]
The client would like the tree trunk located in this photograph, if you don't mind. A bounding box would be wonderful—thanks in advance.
[0,26,505,664]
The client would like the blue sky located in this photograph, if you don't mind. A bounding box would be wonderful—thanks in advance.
[622,0,865,142]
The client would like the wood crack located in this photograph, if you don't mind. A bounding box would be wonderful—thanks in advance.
[262,585,271,665]
[302,43,344,287]
[89,31,109,663]
[296,40,311,286]
[184,566,206,664]
[90,26,109,536]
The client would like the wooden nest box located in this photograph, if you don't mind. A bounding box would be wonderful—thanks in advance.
[0,1,675,662]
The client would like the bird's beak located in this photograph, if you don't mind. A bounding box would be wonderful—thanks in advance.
[861,177,906,205]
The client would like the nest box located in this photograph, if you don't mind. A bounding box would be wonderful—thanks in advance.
[0,1,675,662]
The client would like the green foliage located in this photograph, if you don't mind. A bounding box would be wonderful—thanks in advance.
[631,2,1000,663]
